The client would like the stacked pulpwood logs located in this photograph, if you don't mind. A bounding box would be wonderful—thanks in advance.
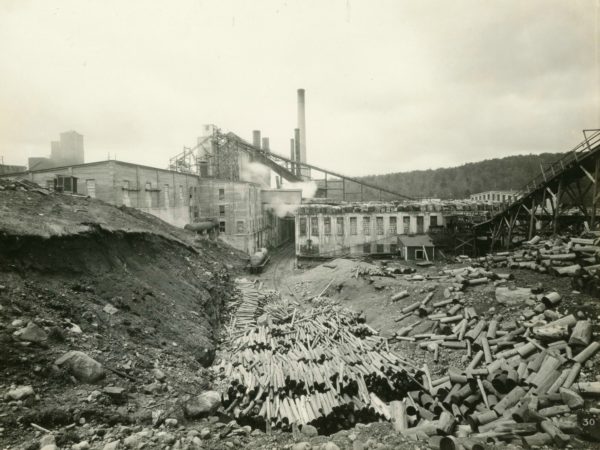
[214,303,420,435]
[394,283,600,447]
[483,235,599,277]
[482,234,600,297]
[229,279,280,329]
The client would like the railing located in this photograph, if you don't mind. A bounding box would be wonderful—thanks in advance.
[478,129,600,226]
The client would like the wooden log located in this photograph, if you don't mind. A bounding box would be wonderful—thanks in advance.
[493,386,526,415]
[559,387,584,409]
[540,419,570,446]
[392,291,410,302]
[522,432,553,446]
[436,411,457,435]
[562,362,581,389]
[389,400,408,431]
[541,291,562,307]
[539,404,570,417]
[569,320,592,347]
[553,264,581,276]
[573,381,600,395]
[572,341,600,364]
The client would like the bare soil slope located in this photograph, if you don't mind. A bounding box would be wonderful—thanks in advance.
[0,179,245,447]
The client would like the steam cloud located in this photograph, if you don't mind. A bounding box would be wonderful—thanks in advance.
[240,162,271,187]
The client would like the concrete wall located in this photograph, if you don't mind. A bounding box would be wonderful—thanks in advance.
[0,164,27,175]
[295,211,444,258]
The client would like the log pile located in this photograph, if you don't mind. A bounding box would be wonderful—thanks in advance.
[393,288,599,446]
[215,302,421,434]
[483,235,599,278]
[229,279,280,330]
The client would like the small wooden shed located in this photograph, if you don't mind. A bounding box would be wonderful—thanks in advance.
[398,235,436,261]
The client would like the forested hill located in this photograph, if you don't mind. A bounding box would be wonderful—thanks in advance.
[361,153,563,200]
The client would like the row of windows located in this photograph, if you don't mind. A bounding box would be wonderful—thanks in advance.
[473,193,515,202]
[299,215,437,237]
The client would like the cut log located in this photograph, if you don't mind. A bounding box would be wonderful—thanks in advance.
[541,291,562,307]
[572,341,600,364]
[389,400,408,432]
[559,387,584,409]
[568,320,592,346]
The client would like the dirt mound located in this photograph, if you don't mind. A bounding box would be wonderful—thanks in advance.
[0,180,246,447]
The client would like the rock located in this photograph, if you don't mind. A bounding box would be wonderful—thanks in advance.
[40,434,56,447]
[7,385,35,400]
[291,443,311,450]
[301,424,319,438]
[103,386,126,398]
[41,446,58,450]
[191,437,202,448]
[71,441,90,450]
[11,319,24,327]
[152,368,166,381]
[14,321,48,343]
[200,428,211,439]
[195,346,216,368]
[165,418,178,428]
[352,442,366,450]
[102,441,120,450]
[183,391,221,418]
[55,351,105,383]
[103,304,119,315]
[157,432,176,444]
[143,381,164,394]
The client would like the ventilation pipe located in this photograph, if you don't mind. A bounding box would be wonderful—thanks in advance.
[262,137,270,153]
[294,128,301,177]
[252,130,261,148]
[297,89,306,164]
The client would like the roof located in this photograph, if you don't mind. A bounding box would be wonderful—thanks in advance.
[398,235,435,247]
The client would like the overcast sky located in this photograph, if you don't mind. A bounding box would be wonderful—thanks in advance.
[1,0,598,176]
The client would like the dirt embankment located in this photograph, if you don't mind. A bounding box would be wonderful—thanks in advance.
[0,180,246,448]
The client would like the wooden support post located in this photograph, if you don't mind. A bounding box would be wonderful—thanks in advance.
[361,184,364,202]
[324,172,328,197]
[529,198,536,240]
[553,178,563,235]
[342,178,346,201]
[592,158,599,228]
[506,212,513,250]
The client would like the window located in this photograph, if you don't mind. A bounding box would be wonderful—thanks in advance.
[376,244,384,253]
[219,221,226,233]
[417,216,424,233]
[164,184,170,207]
[389,216,397,234]
[336,217,344,236]
[376,217,384,235]
[390,244,398,254]
[299,218,307,236]
[403,216,410,234]
[219,188,225,200]
[430,215,438,227]
[122,181,131,206]
[311,217,319,236]
[219,205,226,217]
[350,217,357,235]
[86,180,96,198]
[363,216,370,235]
[324,217,331,235]
[145,182,152,207]
[363,243,371,254]
[179,185,184,204]
[236,221,245,233]
[415,249,424,260]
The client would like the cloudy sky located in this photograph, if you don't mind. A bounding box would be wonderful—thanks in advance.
[0,0,598,176]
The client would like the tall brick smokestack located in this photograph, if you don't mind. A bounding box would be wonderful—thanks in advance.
[297,89,306,164]
[252,130,261,148]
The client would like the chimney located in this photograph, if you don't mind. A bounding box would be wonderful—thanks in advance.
[297,89,306,164]
[294,128,301,176]
[290,138,296,174]
[252,130,261,148]
[262,137,270,153]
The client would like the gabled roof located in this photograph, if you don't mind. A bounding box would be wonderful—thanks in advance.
[398,234,435,247]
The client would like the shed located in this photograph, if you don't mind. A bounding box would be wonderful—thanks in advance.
[398,235,436,261]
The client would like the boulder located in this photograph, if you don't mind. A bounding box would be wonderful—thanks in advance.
[102,441,120,450]
[14,322,48,343]
[183,391,221,418]
[301,424,318,438]
[195,346,216,368]
[55,351,105,383]
[7,385,35,400]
